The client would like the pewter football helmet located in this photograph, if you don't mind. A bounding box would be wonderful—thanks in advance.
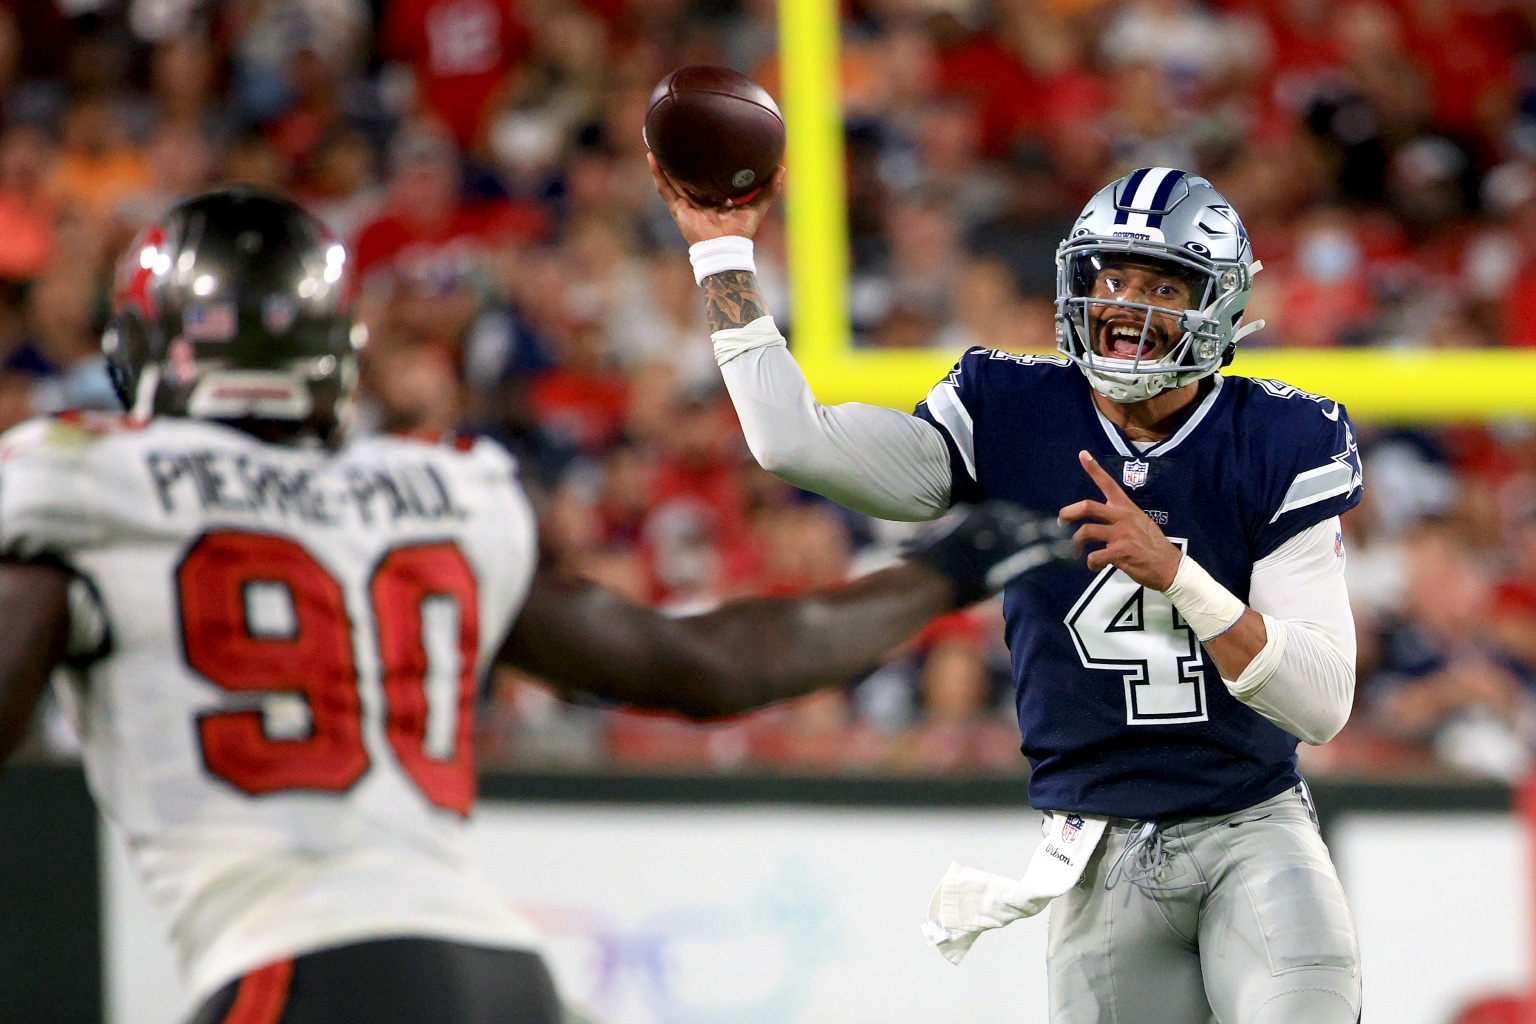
[1055,167,1265,403]
[106,188,361,447]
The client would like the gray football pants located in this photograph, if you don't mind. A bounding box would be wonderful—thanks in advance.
[1046,785,1361,1024]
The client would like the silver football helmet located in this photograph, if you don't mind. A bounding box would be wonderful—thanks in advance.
[1055,167,1265,403]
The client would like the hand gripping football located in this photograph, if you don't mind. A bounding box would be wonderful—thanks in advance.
[644,65,785,207]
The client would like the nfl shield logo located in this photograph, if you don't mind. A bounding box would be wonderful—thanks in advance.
[1122,459,1149,489]
[1062,814,1085,842]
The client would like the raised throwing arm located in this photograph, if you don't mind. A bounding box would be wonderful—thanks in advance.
[652,157,955,522]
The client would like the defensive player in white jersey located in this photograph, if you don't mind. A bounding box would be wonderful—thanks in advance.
[655,158,1364,1023]
[0,191,1078,1024]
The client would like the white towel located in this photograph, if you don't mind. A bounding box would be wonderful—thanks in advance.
[922,812,1107,965]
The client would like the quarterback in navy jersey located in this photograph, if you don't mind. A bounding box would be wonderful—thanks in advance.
[914,349,1360,820]
[656,158,1365,1023]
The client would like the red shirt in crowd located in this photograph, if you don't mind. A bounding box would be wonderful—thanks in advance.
[933,32,1041,156]
[381,0,531,148]
[641,456,760,602]
[1402,6,1524,145]
[528,367,629,454]
[352,200,546,285]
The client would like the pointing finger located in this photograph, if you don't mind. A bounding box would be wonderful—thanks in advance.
[1079,450,1130,504]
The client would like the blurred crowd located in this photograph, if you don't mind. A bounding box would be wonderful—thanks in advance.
[6,0,1536,780]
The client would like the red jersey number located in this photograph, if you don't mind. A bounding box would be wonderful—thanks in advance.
[180,531,480,813]
[373,543,480,815]
[181,533,367,795]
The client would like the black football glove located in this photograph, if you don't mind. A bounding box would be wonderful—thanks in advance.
[905,501,1076,609]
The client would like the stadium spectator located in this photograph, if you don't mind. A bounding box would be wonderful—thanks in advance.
[890,612,1019,773]
[114,121,214,231]
[352,120,546,291]
[0,124,55,281]
[1363,521,1536,780]
[24,269,115,413]
[48,94,150,223]
[381,0,531,149]
[220,131,288,192]
[147,33,226,141]
[298,125,383,239]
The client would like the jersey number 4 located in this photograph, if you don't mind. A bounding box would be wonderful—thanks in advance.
[178,530,480,814]
[1065,538,1209,725]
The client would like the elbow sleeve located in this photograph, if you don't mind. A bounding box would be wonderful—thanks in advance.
[714,318,954,521]
[1227,614,1355,745]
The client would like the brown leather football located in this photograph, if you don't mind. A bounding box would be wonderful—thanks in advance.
[645,66,785,207]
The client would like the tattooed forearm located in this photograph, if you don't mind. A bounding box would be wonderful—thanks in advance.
[703,270,768,332]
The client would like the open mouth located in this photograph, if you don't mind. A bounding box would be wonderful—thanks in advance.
[1097,318,1165,361]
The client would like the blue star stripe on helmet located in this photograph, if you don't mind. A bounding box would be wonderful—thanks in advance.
[1144,169,1186,228]
[1113,167,1151,225]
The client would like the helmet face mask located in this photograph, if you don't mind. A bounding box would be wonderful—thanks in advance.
[105,189,362,447]
[1055,168,1262,404]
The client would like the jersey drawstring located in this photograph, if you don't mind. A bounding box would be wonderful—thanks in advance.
[1103,821,1207,895]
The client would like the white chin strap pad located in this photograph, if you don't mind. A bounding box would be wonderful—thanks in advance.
[131,364,161,420]
[1087,366,1176,403]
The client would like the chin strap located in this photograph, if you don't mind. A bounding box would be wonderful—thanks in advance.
[131,364,160,421]
[1232,318,1267,345]
[1229,261,1265,344]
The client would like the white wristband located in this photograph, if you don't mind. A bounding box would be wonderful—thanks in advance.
[1162,554,1246,642]
[688,236,755,286]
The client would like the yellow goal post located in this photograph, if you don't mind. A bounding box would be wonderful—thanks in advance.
[776,0,1536,423]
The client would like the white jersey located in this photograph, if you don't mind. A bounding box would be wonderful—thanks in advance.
[0,414,542,1009]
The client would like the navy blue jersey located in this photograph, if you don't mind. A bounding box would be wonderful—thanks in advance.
[914,350,1363,820]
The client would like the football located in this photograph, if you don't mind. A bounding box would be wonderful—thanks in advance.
[644,65,785,207]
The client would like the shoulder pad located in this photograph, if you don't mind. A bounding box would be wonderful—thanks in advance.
[349,431,519,485]
[1245,377,1346,421]
[0,417,107,464]
[51,409,147,436]
[0,417,154,557]
[1242,379,1362,557]
[980,350,1072,370]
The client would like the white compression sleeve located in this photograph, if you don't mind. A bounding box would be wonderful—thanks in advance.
[713,317,954,521]
[1227,517,1356,745]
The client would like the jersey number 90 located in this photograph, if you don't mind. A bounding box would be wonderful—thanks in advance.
[178,530,480,815]
[1065,538,1209,725]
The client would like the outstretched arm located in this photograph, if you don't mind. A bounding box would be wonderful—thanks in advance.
[651,157,954,522]
[499,501,1072,719]
[498,562,952,719]
[0,562,73,766]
